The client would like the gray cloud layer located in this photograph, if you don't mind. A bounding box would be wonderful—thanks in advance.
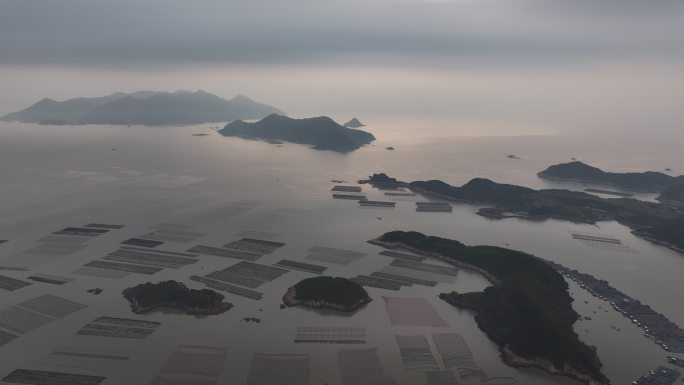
[1,0,682,69]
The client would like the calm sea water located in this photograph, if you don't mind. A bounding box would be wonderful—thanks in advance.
[0,121,682,384]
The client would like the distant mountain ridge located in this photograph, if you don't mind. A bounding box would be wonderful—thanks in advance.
[538,161,684,192]
[0,90,283,125]
[219,114,375,152]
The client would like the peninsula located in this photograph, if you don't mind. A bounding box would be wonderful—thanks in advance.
[122,280,233,315]
[282,276,371,312]
[538,161,684,192]
[219,114,375,152]
[364,173,684,253]
[369,231,608,385]
[657,183,684,206]
[1,90,283,126]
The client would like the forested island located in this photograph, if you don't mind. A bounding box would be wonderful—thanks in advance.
[370,231,608,385]
[365,173,684,253]
[219,114,375,152]
[538,161,684,192]
[122,280,233,315]
[1,90,282,125]
[282,276,371,312]
[343,118,365,128]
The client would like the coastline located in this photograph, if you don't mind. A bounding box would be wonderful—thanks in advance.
[368,237,608,385]
[122,287,233,315]
[282,286,371,312]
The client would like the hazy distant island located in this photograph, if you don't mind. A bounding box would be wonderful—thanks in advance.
[0,90,283,126]
[122,280,233,315]
[538,161,684,193]
[364,173,684,253]
[370,231,608,385]
[343,117,365,128]
[282,276,371,312]
[219,114,375,152]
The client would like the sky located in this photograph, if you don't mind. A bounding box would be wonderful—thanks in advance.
[1,0,683,135]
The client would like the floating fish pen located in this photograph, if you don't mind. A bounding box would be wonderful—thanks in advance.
[121,238,164,248]
[85,223,125,229]
[190,275,263,300]
[27,274,73,285]
[148,226,205,238]
[333,193,367,200]
[632,366,680,385]
[390,259,459,277]
[416,202,453,212]
[240,238,286,248]
[370,272,437,287]
[570,231,622,244]
[223,240,280,254]
[584,188,634,197]
[76,316,161,339]
[338,347,396,385]
[17,294,87,318]
[2,369,105,385]
[53,227,109,237]
[332,186,362,193]
[274,259,328,274]
[84,260,162,275]
[119,246,197,257]
[350,275,404,291]
[379,250,426,262]
[149,345,228,385]
[0,274,32,291]
[426,370,460,385]
[383,297,449,327]
[205,261,289,289]
[139,232,197,243]
[549,261,684,351]
[187,245,262,261]
[247,353,310,385]
[294,327,366,344]
[384,192,415,196]
[395,334,439,372]
[104,249,198,269]
[359,200,396,207]
[432,333,478,368]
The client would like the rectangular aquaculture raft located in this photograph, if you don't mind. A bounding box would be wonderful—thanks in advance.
[395,334,439,372]
[76,316,161,339]
[1,369,106,385]
[338,347,396,385]
[149,344,228,385]
[247,354,310,385]
[295,327,366,344]
[383,297,449,327]
[274,259,327,274]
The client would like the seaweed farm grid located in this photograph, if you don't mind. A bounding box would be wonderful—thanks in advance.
[247,353,310,385]
[149,344,228,385]
[1,369,106,385]
[76,317,161,339]
[294,327,366,344]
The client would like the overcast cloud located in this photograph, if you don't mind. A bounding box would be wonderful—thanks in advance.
[1,0,682,135]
